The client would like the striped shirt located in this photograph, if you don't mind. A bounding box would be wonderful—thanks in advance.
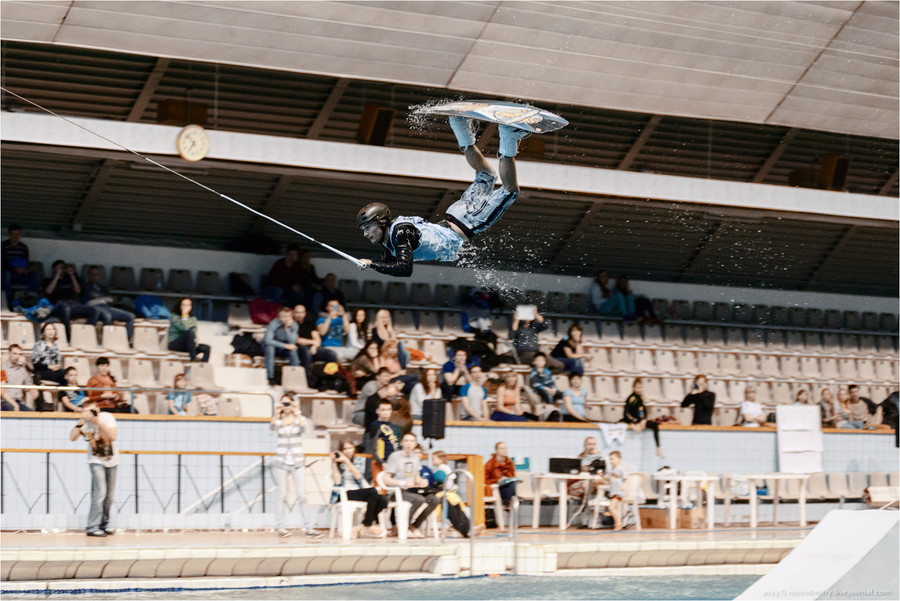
[270,415,306,467]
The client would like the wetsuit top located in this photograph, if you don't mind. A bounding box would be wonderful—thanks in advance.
[369,216,466,278]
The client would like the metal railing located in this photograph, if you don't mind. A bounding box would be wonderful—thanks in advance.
[1,383,276,415]
[443,468,477,574]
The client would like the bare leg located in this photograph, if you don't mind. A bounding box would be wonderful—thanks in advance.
[464,145,493,175]
[498,155,519,194]
[609,497,622,530]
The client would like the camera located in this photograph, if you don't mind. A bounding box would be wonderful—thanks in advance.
[332,451,341,459]
[90,409,99,417]
[588,458,606,475]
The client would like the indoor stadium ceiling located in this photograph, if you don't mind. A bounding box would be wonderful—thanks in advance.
[0,4,898,297]
[1,0,896,139]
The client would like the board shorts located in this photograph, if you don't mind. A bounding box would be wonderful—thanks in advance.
[444,171,518,239]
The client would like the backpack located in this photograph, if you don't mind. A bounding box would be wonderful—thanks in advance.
[134,295,171,320]
[231,333,263,357]
[14,296,53,323]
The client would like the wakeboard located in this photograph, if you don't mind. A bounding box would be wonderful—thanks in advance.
[420,99,568,134]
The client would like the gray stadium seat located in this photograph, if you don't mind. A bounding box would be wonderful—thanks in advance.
[844,311,861,330]
[712,302,733,322]
[732,304,752,324]
[385,282,408,305]
[861,312,879,331]
[340,279,361,303]
[139,267,165,291]
[692,301,712,321]
[409,283,433,306]
[361,280,385,304]
[110,266,137,290]
[196,271,224,295]
[167,268,194,293]
[806,309,824,328]
[879,313,897,333]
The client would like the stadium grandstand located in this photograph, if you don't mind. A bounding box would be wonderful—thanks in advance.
[1,2,897,598]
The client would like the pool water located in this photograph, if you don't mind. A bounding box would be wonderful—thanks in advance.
[6,574,761,600]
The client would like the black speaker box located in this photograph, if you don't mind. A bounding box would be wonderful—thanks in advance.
[421,399,446,440]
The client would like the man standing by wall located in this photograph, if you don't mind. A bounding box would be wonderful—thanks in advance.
[70,398,118,537]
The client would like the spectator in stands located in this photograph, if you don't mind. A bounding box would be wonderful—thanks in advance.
[588,269,617,314]
[819,388,839,428]
[739,385,768,427]
[316,300,357,362]
[409,367,441,421]
[351,340,383,387]
[364,379,405,432]
[83,265,135,341]
[87,356,134,413]
[392,396,413,436]
[70,397,118,537]
[380,339,418,395]
[484,441,518,505]
[353,367,392,427]
[621,378,662,453]
[848,384,877,415]
[59,367,86,412]
[441,348,478,401]
[490,371,533,422]
[681,374,715,425]
[1,224,31,306]
[834,385,867,429]
[264,306,300,385]
[551,324,592,376]
[1,223,29,277]
[529,353,564,412]
[262,243,307,307]
[44,260,99,338]
[1,344,36,411]
[168,298,210,362]
[311,273,345,315]
[32,321,67,385]
[459,364,490,421]
[793,389,811,405]
[616,275,660,324]
[4,257,39,308]
[270,393,322,538]
[512,305,563,372]
[347,308,370,353]
[331,438,388,538]
[371,309,410,368]
[562,372,592,424]
[292,304,338,376]
[166,373,191,416]
[363,398,402,464]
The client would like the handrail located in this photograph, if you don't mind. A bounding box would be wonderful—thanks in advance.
[510,495,520,575]
[0,448,338,457]
[0,383,277,414]
[445,468,477,575]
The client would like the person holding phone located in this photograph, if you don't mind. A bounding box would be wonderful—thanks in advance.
[270,393,322,538]
[70,398,118,537]
[681,374,716,425]
[330,439,389,538]
[512,305,564,372]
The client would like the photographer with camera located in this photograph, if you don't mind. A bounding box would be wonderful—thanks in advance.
[330,439,389,538]
[270,393,322,539]
[70,398,118,537]
[43,259,98,338]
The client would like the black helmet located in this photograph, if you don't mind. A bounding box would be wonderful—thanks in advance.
[357,203,392,228]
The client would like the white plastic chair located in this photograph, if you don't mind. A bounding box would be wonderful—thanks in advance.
[376,471,413,541]
[329,487,372,540]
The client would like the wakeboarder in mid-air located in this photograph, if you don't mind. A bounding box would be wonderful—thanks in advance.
[357,100,567,277]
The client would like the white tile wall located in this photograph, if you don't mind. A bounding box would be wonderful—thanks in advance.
[1,415,897,530]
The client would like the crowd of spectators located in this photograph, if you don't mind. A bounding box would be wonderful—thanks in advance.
[2,233,896,437]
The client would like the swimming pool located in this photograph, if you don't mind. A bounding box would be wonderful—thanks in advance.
[5,574,762,600]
